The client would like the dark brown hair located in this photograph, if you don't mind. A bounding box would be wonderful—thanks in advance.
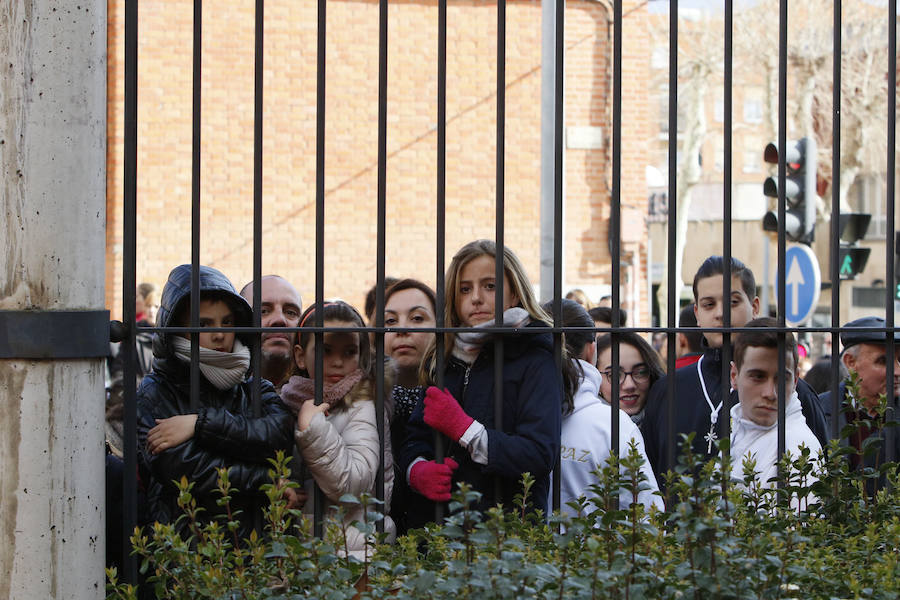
[384,278,437,315]
[732,317,797,372]
[692,256,756,302]
[595,332,665,389]
[295,301,373,379]
[364,277,400,322]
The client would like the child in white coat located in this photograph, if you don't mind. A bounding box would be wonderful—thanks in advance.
[280,301,395,550]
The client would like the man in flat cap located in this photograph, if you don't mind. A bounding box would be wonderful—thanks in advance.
[818,316,900,471]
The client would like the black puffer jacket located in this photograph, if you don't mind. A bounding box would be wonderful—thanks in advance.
[136,264,294,540]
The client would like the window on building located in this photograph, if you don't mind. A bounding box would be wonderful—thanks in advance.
[742,135,761,173]
[743,88,764,124]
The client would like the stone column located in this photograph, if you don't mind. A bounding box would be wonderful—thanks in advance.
[1,1,107,598]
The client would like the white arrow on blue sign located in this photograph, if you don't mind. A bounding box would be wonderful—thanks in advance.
[775,245,821,326]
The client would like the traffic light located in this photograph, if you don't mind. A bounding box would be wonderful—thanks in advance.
[836,213,871,280]
[761,137,817,245]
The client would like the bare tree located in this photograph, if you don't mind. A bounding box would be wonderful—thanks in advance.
[650,1,896,321]
[739,0,896,212]
[649,11,724,323]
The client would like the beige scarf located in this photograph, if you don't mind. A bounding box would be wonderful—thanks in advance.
[452,307,530,364]
[171,337,250,390]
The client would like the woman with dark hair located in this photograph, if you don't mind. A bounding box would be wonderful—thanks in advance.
[547,300,661,515]
[595,332,665,426]
[382,278,437,533]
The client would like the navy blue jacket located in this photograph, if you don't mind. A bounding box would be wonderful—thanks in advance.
[400,323,562,524]
[136,265,294,540]
[818,381,900,479]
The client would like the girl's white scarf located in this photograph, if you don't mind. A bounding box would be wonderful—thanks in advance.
[171,337,250,390]
[452,307,530,364]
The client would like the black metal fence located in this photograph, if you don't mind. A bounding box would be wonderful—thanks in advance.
[115,0,897,584]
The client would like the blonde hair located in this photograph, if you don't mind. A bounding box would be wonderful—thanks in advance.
[423,240,550,379]
[565,288,593,309]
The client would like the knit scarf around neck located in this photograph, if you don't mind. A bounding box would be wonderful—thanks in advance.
[452,306,530,364]
[171,337,250,390]
[280,369,365,415]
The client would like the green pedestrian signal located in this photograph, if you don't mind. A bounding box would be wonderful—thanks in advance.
[835,214,871,281]
[836,246,870,280]
[841,254,853,277]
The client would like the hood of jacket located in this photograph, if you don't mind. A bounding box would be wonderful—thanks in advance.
[730,389,805,463]
[571,358,604,414]
[153,264,253,359]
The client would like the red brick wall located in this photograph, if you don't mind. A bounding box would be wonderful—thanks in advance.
[106,0,650,324]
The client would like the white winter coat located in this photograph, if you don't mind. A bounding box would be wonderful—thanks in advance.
[729,389,821,506]
[555,360,663,516]
[294,379,396,550]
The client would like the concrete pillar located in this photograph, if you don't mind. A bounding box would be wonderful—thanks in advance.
[1,1,107,598]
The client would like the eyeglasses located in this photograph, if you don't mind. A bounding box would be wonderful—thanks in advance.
[603,365,652,385]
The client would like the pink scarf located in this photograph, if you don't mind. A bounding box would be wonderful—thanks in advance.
[280,369,365,414]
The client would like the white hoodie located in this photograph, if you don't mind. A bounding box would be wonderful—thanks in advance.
[554,359,663,516]
[729,390,821,503]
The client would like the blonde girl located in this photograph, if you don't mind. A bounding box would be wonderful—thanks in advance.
[400,240,567,526]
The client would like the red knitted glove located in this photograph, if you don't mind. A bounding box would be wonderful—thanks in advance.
[409,458,459,502]
[424,386,475,442]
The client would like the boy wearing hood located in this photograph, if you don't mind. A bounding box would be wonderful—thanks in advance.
[729,318,821,495]
[136,264,295,541]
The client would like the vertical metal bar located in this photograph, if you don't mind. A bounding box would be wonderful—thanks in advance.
[610,0,623,463]
[189,0,202,413]
[665,0,678,473]
[121,0,139,581]
[776,0,788,465]
[251,0,264,419]
[250,0,265,538]
[830,0,842,440]
[720,0,734,450]
[313,0,327,538]
[375,0,388,532]
[551,0,565,514]
[433,0,447,524]
[494,0,506,505]
[884,0,897,464]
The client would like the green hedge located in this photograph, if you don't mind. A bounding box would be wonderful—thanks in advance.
[109,416,900,599]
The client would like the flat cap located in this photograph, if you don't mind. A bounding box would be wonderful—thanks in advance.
[840,316,900,350]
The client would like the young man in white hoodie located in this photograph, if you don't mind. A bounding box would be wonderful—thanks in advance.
[729,318,821,495]
[547,300,662,516]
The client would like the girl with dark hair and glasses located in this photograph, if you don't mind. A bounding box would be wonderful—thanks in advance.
[595,332,665,427]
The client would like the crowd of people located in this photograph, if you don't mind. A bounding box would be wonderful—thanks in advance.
[105,240,900,569]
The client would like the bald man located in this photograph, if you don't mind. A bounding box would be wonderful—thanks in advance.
[241,275,303,389]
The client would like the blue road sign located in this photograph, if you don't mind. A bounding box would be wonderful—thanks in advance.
[775,245,821,326]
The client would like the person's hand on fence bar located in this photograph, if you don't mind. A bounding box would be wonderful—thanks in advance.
[147,414,198,454]
[424,386,474,442]
[297,399,330,432]
[409,458,459,501]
